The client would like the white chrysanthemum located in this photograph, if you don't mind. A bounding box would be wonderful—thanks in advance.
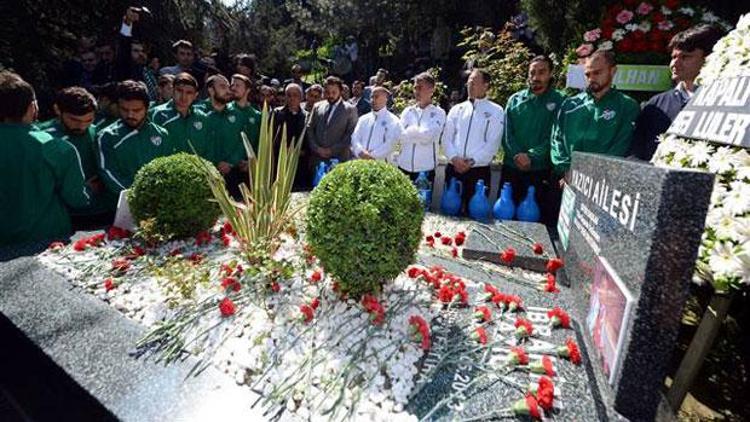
[707,147,739,174]
[724,181,750,216]
[638,21,652,32]
[732,149,750,181]
[737,244,750,284]
[612,29,626,41]
[625,23,639,32]
[701,11,720,23]
[679,7,695,16]
[708,241,742,278]
[687,140,714,167]
[599,40,614,51]
[709,208,741,240]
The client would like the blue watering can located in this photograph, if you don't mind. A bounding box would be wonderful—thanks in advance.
[493,182,515,220]
[516,185,541,222]
[468,179,491,222]
[440,177,463,216]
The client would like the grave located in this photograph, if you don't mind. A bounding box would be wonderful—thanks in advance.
[556,152,714,421]
[461,221,555,273]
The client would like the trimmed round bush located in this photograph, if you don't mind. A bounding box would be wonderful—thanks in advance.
[128,153,221,239]
[306,160,424,298]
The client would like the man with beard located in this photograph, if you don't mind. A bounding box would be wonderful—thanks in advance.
[92,82,120,131]
[349,80,371,116]
[301,84,323,113]
[273,83,308,190]
[630,25,723,160]
[550,50,639,180]
[150,73,210,156]
[307,76,358,165]
[97,80,171,209]
[502,56,565,225]
[230,73,261,153]
[203,74,247,197]
[1,71,91,244]
[37,87,109,219]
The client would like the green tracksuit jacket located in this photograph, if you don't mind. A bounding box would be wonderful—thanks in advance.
[150,100,212,158]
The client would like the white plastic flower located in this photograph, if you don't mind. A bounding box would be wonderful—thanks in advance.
[687,140,714,167]
[599,40,614,51]
[612,29,627,41]
[708,241,742,278]
[707,147,739,174]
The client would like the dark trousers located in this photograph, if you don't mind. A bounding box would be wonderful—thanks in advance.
[400,168,435,185]
[500,166,563,227]
[224,167,248,200]
[444,164,491,215]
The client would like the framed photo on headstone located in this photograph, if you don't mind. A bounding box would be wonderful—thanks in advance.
[586,256,634,386]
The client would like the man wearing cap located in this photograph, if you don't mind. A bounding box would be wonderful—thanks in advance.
[351,86,402,161]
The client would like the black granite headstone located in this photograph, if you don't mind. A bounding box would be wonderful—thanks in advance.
[557,152,713,421]
[461,221,556,273]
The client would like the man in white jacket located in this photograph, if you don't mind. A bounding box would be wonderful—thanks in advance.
[443,68,504,213]
[396,72,446,183]
[351,86,402,161]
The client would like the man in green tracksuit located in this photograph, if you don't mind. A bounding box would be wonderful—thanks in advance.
[97,80,172,210]
[230,73,261,153]
[551,50,639,177]
[502,55,566,224]
[0,71,91,245]
[37,87,111,220]
[150,72,211,157]
[203,74,248,198]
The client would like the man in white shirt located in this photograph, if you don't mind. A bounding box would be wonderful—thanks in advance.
[443,68,504,213]
[396,72,446,184]
[351,87,402,161]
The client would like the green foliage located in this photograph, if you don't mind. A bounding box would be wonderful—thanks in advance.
[459,25,534,108]
[128,153,221,240]
[392,67,448,115]
[306,160,424,298]
[153,256,211,308]
[519,0,605,57]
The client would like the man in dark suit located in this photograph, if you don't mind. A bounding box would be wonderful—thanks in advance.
[349,80,371,116]
[307,76,358,167]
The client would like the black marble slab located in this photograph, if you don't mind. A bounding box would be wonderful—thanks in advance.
[461,221,556,273]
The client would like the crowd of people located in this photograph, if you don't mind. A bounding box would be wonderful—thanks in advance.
[0,6,724,246]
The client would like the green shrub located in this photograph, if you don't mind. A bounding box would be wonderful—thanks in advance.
[306,160,424,298]
[128,153,221,240]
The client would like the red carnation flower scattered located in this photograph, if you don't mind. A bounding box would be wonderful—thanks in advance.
[473,326,488,344]
[222,221,235,236]
[221,234,232,247]
[107,226,131,241]
[547,307,571,329]
[546,258,564,273]
[515,318,534,339]
[543,273,559,293]
[531,355,556,377]
[104,278,116,292]
[511,393,541,419]
[441,236,453,246]
[169,248,182,257]
[409,315,431,350]
[361,294,386,325]
[500,247,517,264]
[451,247,458,258]
[111,258,131,274]
[48,241,65,251]
[189,252,204,264]
[219,297,236,316]
[300,304,315,323]
[270,281,281,293]
[434,231,442,238]
[506,294,523,312]
[309,269,323,283]
[221,276,241,292]
[128,245,146,259]
[558,337,582,365]
[73,239,89,251]
[407,266,423,278]
[536,376,555,411]
[482,284,499,301]
[532,243,544,255]
[474,306,492,323]
[425,235,435,248]
[508,346,529,366]
[310,297,321,311]
[454,231,467,246]
[195,230,212,246]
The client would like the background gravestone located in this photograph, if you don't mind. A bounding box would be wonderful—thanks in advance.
[557,152,713,421]
[461,221,555,273]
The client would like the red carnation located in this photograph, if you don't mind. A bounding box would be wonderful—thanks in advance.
[511,393,541,419]
[222,221,235,235]
[508,346,529,365]
[434,231,442,238]
[558,338,582,365]
[221,276,241,292]
[544,273,559,293]
[473,326,488,344]
[500,247,516,264]
[170,248,182,257]
[300,304,314,323]
[515,318,534,339]
[491,293,507,309]
[451,247,458,258]
[73,238,88,251]
[454,231,466,246]
[407,266,423,278]
[219,297,236,316]
[664,0,680,9]
[104,278,116,292]
[48,241,65,251]
[409,315,431,350]
[195,230,212,246]
[111,258,131,274]
[107,226,131,240]
[270,281,281,292]
[221,234,232,247]
[361,294,386,325]
[546,258,564,273]
[129,245,146,258]
[474,306,492,323]
[189,252,204,264]
[531,355,556,376]
[547,307,571,328]
[506,294,523,312]
[536,376,555,411]
[309,269,323,283]
[532,243,544,255]
[310,297,321,310]
[483,283,499,300]
[438,285,455,303]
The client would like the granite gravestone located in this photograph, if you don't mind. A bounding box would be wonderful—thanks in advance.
[461,221,556,273]
[557,152,713,421]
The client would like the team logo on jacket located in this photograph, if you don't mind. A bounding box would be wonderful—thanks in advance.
[483,111,491,119]
[602,109,616,121]
[228,115,236,123]
[430,111,436,118]
[381,121,387,127]
[193,121,203,130]
[150,135,162,146]
[249,117,256,124]
[546,102,557,111]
